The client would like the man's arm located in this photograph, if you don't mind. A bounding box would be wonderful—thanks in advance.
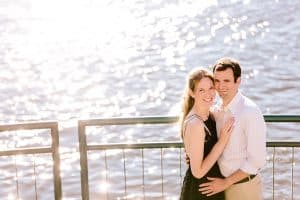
[240,108,266,174]
[199,170,249,196]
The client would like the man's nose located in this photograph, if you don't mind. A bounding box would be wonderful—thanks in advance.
[219,82,226,90]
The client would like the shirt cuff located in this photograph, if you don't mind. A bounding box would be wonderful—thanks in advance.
[240,161,260,175]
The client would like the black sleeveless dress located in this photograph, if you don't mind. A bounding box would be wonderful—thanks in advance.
[180,115,225,200]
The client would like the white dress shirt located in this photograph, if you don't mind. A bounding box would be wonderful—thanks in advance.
[214,91,267,177]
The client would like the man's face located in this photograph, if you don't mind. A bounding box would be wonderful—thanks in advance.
[214,68,240,104]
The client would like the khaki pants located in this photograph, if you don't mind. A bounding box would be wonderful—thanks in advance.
[225,175,263,200]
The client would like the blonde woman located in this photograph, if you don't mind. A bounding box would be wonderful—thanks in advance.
[179,67,234,200]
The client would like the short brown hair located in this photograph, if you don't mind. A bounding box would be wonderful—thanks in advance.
[213,57,241,82]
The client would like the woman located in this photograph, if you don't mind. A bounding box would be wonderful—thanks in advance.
[179,67,234,200]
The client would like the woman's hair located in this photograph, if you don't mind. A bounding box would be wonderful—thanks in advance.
[179,67,214,139]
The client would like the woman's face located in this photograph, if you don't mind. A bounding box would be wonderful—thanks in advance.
[190,77,216,108]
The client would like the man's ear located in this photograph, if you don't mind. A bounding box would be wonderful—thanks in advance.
[189,89,195,98]
[236,77,241,85]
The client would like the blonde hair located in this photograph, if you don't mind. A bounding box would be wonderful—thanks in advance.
[179,67,214,139]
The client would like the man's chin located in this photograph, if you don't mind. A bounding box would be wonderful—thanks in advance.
[218,93,227,97]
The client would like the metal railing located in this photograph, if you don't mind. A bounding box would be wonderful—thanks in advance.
[1,116,298,199]
[78,115,300,200]
[0,121,62,200]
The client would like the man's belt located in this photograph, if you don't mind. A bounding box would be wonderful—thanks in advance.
[234,174,257,184]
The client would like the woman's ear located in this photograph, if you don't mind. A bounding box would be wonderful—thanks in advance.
[189,89,195,98]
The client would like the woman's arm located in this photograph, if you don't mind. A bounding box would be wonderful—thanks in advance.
[185,118,234,179]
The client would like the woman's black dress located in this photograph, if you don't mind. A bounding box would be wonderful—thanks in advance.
[180,115,225,200]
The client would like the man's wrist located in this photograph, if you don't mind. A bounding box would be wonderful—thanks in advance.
[224,177,234,187]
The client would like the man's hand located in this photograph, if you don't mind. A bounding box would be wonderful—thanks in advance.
[199,177,230,196]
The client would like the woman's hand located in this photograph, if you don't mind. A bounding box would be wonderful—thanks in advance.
[218,117,234,145]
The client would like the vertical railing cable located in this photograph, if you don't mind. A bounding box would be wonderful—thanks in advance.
[104,150,109,200]
[141,149,145,200]
[33,131,38,200]
[123,149,127,200]
[160,148,164,199]
[33,154,38,200]
[291,147,294,200]
[272,147,275,200]
[14,155,20,200]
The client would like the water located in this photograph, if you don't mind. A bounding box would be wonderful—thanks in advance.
[1,0,300,199]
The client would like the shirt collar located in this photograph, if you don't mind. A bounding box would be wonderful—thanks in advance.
[221,91,242,115]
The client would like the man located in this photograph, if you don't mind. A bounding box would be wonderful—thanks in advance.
[199,57,267,200]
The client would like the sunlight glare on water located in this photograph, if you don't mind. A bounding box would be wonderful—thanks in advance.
[1,0,224,123]
[1,0,300,199]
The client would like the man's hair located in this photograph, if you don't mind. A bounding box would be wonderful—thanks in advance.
[212,57,241,82]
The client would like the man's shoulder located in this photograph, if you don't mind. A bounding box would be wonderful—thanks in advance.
[239,94,263,116]
[240,94,259,109]
[241,96,262,118]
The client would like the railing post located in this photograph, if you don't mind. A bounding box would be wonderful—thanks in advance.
[78,121,89,200]
[51,123,62,200]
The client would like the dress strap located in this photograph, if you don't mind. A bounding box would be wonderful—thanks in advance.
[182,114,211,139]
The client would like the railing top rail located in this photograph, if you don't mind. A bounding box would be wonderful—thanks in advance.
[79,116,178,126]
[88,141,183,150]
[78,115,300,127]
[0,121,58,131]
[264,115,300,122]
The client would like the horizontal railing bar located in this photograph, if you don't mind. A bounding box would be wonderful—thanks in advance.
[79,116,178,126]
[0,147,52,156]
[79,115,300,127]
[264,115,300,122]
[267,141,300,147]
[87,141,300,151]
[88,142,182,150]
[0,121,58,131]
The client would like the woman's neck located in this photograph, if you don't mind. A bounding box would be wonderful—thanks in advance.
[190,107,209,120]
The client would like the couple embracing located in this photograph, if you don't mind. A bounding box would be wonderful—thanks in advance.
[179,57,266,200]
